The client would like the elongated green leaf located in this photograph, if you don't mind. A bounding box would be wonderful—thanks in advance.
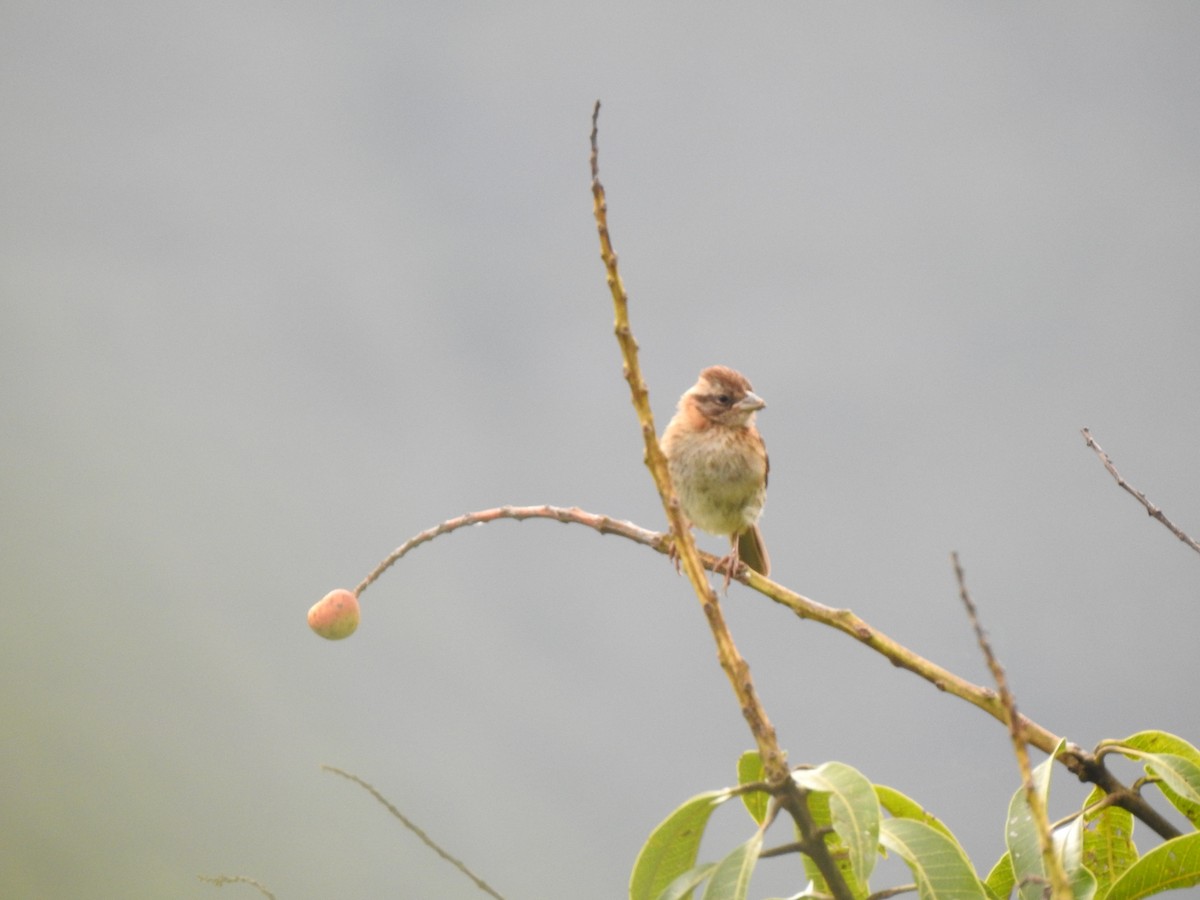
[875,784,957,841]
[1005,749,1058,900]
[793,761,880,889]
[880,817,989,899]
[737,750,769,825]
[1111,732,1200,828]
[1080,785,1138,895]
[1103,832,1200,900]
[657,863,719,900]
[1058,814,1098,900]
[1148,753,1200,806]
[631,790,731,900]
[701,832,763,900]
[1114,732,1200,760]
[1122,752,1200,828]
[985,852,1015,900]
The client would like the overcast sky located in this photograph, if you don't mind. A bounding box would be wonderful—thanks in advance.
[3,3,1199,898]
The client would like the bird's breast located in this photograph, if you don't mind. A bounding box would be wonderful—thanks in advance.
[663,427,767,536]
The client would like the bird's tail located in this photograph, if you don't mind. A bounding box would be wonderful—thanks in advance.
[738,524,770,577]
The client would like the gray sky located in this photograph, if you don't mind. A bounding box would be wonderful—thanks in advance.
[3,3,1199,897]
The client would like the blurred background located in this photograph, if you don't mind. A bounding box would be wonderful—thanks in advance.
[3,2,1199,897]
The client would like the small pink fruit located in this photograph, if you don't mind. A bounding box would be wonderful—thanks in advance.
[308,588,360,640]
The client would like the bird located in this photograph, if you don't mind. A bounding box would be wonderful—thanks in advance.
[661,365,770,588]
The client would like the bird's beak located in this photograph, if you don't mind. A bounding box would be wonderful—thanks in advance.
[738,392,766,412]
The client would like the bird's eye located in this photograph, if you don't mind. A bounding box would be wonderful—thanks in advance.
[716,394,732,405]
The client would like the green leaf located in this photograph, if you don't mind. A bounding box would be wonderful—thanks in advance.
[875,783,957,841]
[737,750,769,825]
[1144,753,1200,815]
[985,852,1015,900]
[1102,832,1200,900]
[1113,732,1200,760]
[656,863,719,900]
[1111,732,1200,829]
[1058,814,1098,900]
[880,817,989,899]
[1126,754,1200,829]
[793,761,881,890]
[1080,786,1138,895]
[1005,749,1059,900]
[701,832,763,900]
[630,790,732,900]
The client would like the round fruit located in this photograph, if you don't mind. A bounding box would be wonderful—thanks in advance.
[308,588,360,640]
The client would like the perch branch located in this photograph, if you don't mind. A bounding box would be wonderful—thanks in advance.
[348,503,1181,842]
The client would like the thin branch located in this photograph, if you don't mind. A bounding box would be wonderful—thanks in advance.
[1081,427,1200,555]
[757,839,807,860]
[343,503,1181,842]
[953,553,1070,900]
[589,100,786,783]
[354,504,761,597]
[322,765,507,900]
[591,101,852,900]
[198,875,277,899]
[354,505,666,597]
[738,564,1178,839]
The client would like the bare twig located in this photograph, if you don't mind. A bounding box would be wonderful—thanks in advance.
[1081,427,1200,556]
[198,875,277,899]
[953,553,1070,900]
[354,505,666,597]
[322,765,507,900]
[757,839,808,860]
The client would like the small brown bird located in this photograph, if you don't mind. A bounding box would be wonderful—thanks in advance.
[661,366,770,587]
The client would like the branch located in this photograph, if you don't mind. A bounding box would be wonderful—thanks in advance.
[323,765,507,900]
[344,504,1182,842]
[353,505,666,597]
[198,875,276,899]
[589,101,787,783]
[1081,427,1200,556]
[953,553,1070,900]
[591,101,852,900]
[353,504,770,597]
[740,563,1181,840]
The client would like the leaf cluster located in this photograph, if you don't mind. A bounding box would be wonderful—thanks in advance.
[632,733,1200,900]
